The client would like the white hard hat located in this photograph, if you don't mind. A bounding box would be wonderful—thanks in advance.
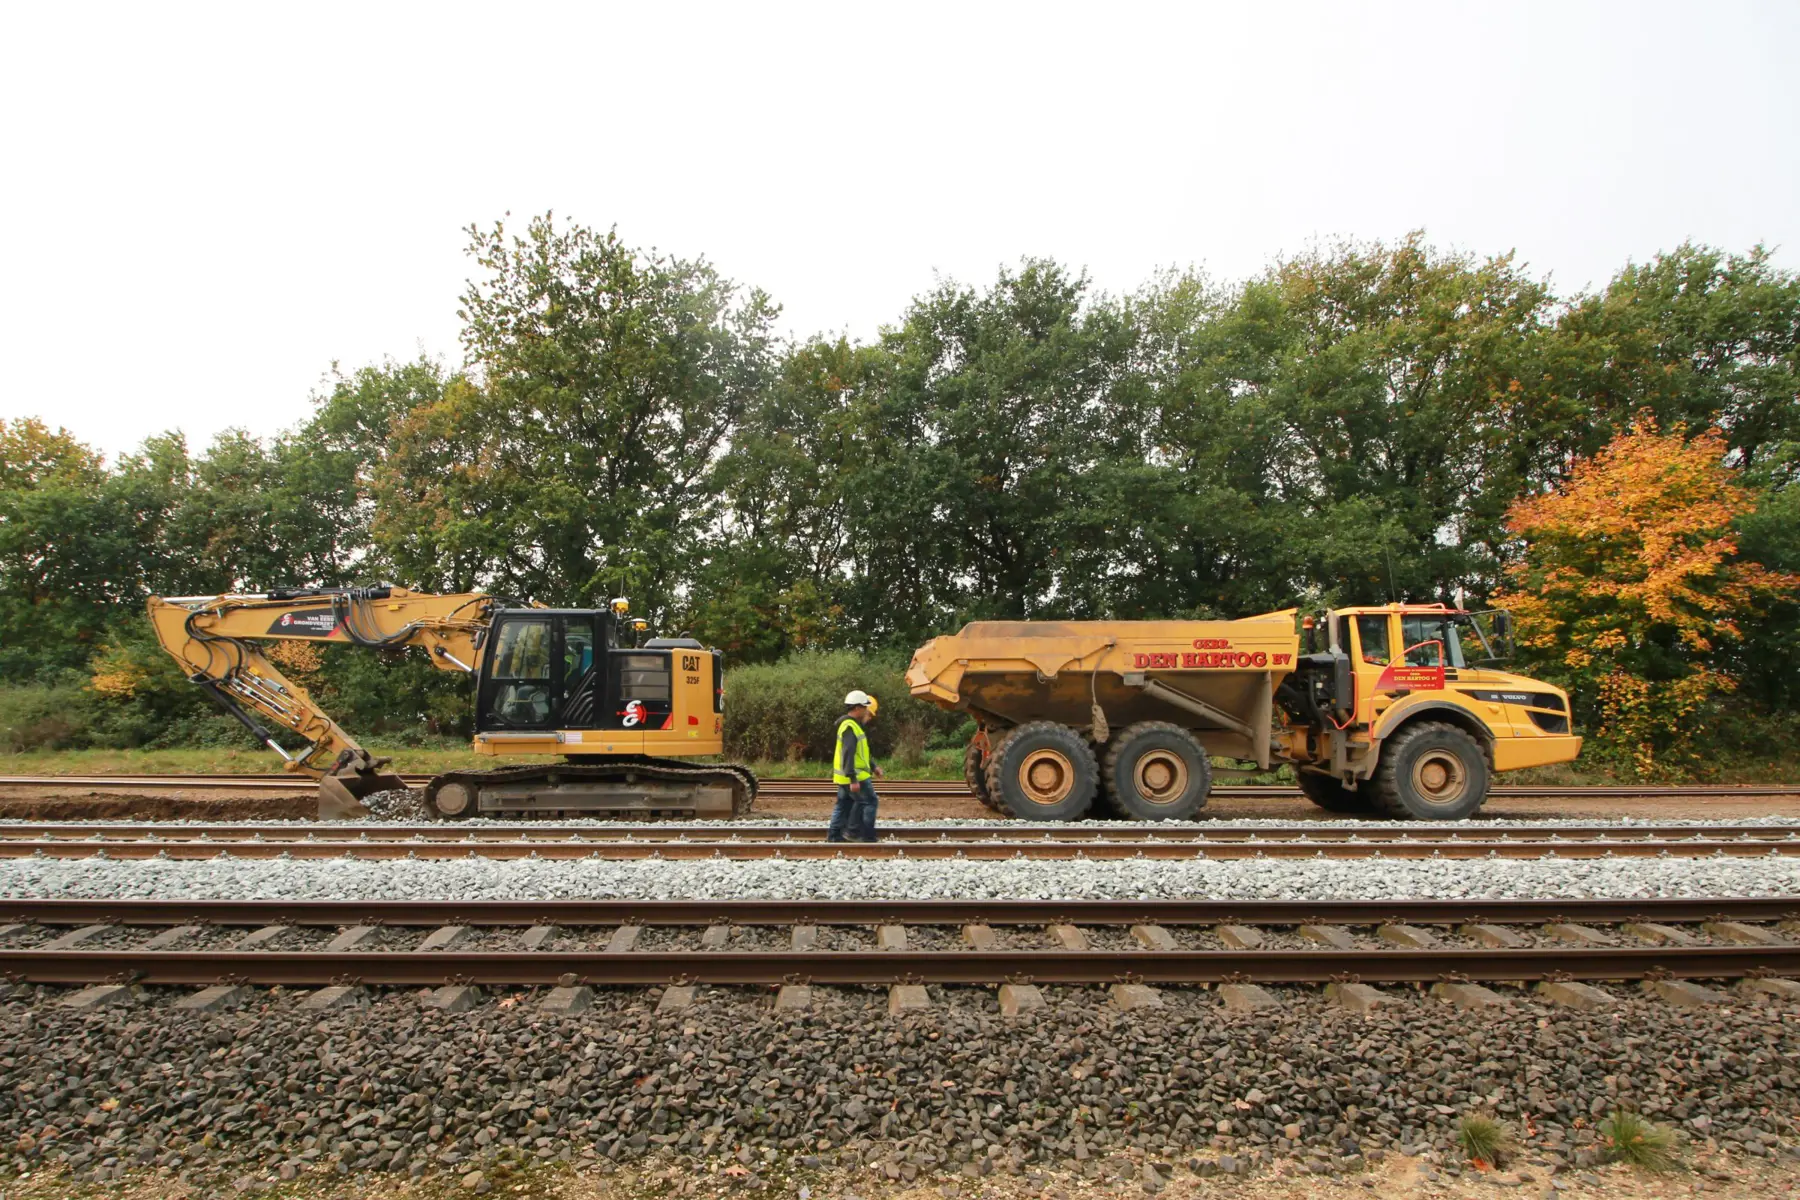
[844,689,874,708]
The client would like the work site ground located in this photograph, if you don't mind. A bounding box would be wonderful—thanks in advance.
[0,1153,1795,1200]
[2,786,1798,824]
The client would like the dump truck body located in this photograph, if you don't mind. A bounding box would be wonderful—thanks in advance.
[908,604,1580,822]
[908,614,1300,767]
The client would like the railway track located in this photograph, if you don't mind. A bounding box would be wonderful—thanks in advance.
[1,898,1797,995]
[2,821,1798,860]
[3,773,1796,800]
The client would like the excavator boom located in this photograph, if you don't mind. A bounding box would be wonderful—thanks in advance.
[148,586,496,816]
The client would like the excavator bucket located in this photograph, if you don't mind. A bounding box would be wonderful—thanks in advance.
[316,751,408,820]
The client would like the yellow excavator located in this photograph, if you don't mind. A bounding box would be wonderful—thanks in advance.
[147,585,755,820]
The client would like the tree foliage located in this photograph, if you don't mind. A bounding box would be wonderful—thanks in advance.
[371,215,779,615]
[1495,422,1799,775]
[2,220,1797,771]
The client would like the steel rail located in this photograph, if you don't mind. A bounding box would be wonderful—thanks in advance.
[3,896,1797,928]
[1,837,1794,861]
[3,775,1795,799]
[4,945,1799,987]
[3,822,1796,843]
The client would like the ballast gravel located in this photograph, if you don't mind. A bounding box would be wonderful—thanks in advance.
[3,850,1799,902]
[2,984,1796,1188]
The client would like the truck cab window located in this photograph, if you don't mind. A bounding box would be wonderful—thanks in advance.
[1402,616,1466,669]
[1355,615,1391,665]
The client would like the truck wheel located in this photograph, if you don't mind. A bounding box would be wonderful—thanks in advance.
[1373,721,1489,820]
[984,721,1098,822]
[964,736,1001,811]
[1102,722,1211,821]
[1297,773,1375,815]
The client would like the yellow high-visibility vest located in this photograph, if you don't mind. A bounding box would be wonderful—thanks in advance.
[831,716,871,785]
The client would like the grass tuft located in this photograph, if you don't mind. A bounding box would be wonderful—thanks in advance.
[1455,1113,1512,1167]
[1599,1109,1678,1173]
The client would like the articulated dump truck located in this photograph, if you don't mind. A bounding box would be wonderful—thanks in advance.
[906,604,1581,821]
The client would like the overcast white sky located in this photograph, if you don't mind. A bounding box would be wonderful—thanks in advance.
[2,1,1795,459]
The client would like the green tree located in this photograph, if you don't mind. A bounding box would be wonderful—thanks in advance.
[685,337,870,660]
[372,215,780,617]
[1554,244,1800,469]
[0,420,149,678]
[839,259,1139,647]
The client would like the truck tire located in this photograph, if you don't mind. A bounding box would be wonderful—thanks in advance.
[964,737,1001,812]
[1296,772,1375,815]
[1102,722,1211,821]
[1372,721,1489,820]
[984,721,1098,822]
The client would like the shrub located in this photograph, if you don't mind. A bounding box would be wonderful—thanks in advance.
[0,683,92,752]
[723,649,962,763]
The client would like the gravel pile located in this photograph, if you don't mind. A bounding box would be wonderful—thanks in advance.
[3,986,1794,1188]
[358,788,427,820]
[3,851,1799,902]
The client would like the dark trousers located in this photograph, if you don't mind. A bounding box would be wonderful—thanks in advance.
[828,782,879,842]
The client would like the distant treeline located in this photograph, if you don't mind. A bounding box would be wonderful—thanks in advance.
[1,220,1796,773]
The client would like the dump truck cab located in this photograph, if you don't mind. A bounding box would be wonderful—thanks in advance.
[1284,603,1579,817]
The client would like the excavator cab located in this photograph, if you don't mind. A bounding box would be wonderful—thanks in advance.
[476,610,611,733]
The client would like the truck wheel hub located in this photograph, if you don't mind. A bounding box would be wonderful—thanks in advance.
[1020,750,1074,804]
[1412,752,1467,802]
[1133,751,1188,803]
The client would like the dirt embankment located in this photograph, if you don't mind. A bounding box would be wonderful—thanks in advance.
[1,785,1797,824]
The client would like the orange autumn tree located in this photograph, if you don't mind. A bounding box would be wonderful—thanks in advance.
[1494,420,1799,778]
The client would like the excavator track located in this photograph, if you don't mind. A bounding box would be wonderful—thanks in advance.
[422,758,759,821]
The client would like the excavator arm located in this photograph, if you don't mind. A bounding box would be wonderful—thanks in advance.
[147,585,498,817]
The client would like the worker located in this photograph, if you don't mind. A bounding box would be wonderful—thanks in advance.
[827,689,885,843]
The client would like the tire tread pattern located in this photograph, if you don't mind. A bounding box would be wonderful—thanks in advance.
[964,738,1001,812]
[1101,721,1212,821]
[984,721,1099,821]
[1372,721,1489,820]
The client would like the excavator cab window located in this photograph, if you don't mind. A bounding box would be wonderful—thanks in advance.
[484,617,553,726]
[561,617,598,727]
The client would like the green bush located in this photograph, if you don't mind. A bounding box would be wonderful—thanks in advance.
[0,683,92,752]
[723,649,963,764]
